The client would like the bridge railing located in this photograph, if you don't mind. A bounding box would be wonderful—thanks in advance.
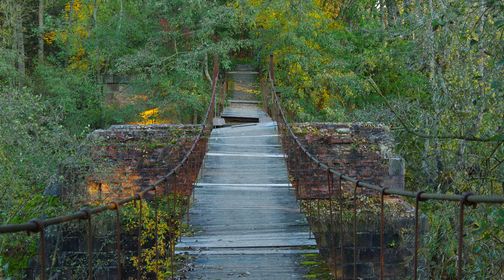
[0,56,221,280]
[266,54,504,280]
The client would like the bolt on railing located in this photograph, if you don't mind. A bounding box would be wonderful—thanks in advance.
[0,56,221,280]
[266,54,504,280]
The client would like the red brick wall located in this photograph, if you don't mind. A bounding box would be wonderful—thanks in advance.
[62,124,201,204]
[292,123,415,279]
[293,123,404,191]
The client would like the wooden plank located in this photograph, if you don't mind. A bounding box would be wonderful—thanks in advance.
[194,183,292,187]
[229,99,261,104]
[179,67,317,279]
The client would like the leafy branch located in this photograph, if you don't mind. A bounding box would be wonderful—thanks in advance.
[366,77,503,143]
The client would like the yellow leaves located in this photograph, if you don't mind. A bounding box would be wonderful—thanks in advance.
[129,108,172,125]
[64,0,92,38]
[306,39,321,51]
[69,47,88,70]
[249,0,293,31]
[43,31,57,45]
[247,0,264,7]
[288,62,312,90]
[76,25,89,38]
[59,31,68,43]
[288,62,303,77]
[328,20,343,30]
[309,1,344,31]
[314,0,342,19]
[64,0,90,21]
[255,9,279,29]
[308,11,322,20]
[121,197,184,279]
[244,0,353,112]
[318,87,330,110]
[64,0,82,14]
[42,1,96,71]
[141,108,160,123]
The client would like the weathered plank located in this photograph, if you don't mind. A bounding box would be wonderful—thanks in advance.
[178,66,317,279]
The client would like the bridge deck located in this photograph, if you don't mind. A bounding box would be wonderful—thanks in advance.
[177,66,317,279]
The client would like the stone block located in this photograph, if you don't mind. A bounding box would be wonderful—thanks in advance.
[381,157,405,190]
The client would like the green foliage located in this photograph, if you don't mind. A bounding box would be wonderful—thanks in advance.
[300,252,334,279]
[236,0,503,277]
[108,0,248,122]
[33,63,102,134]
[422,203,504,278]
[0,50,19,87]
[0,87,76,277]
[1,0,502,278]
[122,195,189,279]
[1,0,248,275]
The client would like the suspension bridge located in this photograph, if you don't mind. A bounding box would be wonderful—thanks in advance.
[0,56,503,280]
[177,65,316,279]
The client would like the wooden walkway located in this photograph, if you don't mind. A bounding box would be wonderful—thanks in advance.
[177,65,317,279]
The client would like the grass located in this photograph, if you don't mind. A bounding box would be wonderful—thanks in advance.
[301,251,334,279]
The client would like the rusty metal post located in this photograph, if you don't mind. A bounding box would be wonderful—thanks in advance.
[308,163,314,201]
[457,193,474,280]
[218,78,224,116]
[112,202,123,279]
[311,168,322,222]
[338,175,344,280]
[379,187,389,280]
[269,53,276,115]
[413,191,425,280]
[154,187,160,277]
[295,147,301,199]
[137,196,143,280]
[80,208,93,280]
[171,192,176,217]
[29,219,46,280]
[328,169,334,222]
[210,54,219,123]
[326,170,336,278]
[171,238,175,280]
[353,181,359,280]
[224,73,228,98]
[307,201,312,239]
[269,54,275,83]
[186,194,191,224]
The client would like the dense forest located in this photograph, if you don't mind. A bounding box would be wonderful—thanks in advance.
[1,0,503,278]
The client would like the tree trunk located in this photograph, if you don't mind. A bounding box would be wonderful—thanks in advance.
[412,0,422,39]
[38,0,44,62]
[203,53,212,85]
[118,0,123,31]
[385,0,399,26]
[193,111,198,124]
[420,0,440,183]
[93,0,98,27]
[379,0,388,28]
[14,3,25,83]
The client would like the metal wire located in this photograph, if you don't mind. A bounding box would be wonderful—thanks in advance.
[0,57,221,280]
[266,54,504,279]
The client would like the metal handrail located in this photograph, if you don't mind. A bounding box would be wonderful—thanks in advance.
[266,53,504,280]
[267,61,504,204]
[0,58,219,234]
[0,56,221,280]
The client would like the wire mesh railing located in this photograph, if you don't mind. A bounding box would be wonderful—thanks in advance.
[266,54,504,280]
[0,56,222,280]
